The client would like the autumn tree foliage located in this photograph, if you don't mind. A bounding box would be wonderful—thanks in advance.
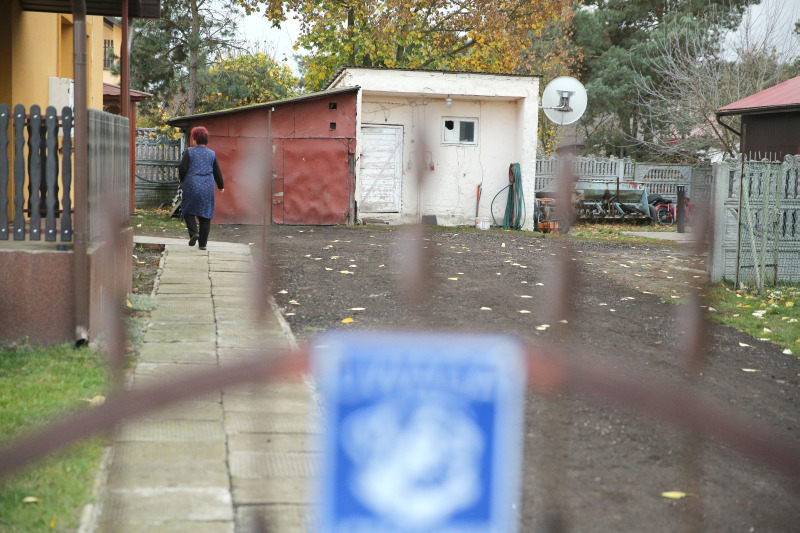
[239,0,574,90]
[199,53,300,113]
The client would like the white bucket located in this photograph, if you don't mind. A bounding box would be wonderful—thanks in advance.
[475,217,490,230]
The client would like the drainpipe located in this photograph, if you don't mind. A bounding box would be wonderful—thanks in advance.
[71,0,89,344]
[121,0,134,213]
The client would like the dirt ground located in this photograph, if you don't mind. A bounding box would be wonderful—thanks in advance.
[138,222,800,531]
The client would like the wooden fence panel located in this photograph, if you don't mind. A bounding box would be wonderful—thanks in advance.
[1,103,79,242]
[45,106,58,241]
[0,104,8,240]
[13,105,25,240]
[27,105,42,241]
[61,107,73,242]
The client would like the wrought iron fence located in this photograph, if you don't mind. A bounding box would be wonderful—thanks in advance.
[1,147,799,532]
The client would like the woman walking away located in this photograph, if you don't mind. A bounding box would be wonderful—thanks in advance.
[178,126,224,250]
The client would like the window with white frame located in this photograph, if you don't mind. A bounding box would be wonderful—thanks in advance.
[442,117,478,145]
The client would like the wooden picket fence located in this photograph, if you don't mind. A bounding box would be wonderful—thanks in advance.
[0,103,74,242]
[0,104,129,243]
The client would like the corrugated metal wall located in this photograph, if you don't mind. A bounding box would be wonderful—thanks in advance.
[180,90,358,225]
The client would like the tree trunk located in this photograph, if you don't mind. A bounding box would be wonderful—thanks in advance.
[187,0,200,115]
[347,7,355,65]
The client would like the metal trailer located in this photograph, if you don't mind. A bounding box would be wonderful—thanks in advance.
[573,179,651,222]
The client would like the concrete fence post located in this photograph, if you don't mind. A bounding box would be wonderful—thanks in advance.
[708,160,729,282]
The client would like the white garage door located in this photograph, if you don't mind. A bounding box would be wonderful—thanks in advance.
[360,125,403,212]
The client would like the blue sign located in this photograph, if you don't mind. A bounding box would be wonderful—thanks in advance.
[312,332,527,533]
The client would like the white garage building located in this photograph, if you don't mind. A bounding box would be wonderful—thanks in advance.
[324,67,540,230]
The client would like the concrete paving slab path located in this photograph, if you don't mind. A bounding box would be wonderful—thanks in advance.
[91,237,315,533]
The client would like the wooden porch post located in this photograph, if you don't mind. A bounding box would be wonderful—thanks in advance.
[71,0,89,343]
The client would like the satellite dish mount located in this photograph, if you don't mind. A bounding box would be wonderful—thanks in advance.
[541,77,587,125]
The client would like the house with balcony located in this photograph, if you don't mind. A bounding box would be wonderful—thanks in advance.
[0,0,160,345]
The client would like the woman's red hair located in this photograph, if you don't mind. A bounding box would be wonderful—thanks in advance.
[191,126,209,145]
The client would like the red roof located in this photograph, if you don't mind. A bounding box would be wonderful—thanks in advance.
[718,76,800,115]
[103,82,152,101]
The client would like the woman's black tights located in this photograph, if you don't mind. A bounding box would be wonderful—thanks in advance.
[184,215,211,248]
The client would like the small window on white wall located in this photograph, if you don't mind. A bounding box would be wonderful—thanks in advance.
[442,117,478,145]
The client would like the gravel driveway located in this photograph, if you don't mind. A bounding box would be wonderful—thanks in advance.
[142,222,800,531]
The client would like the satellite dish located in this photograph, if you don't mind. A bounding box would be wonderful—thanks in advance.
[541,76,587,125]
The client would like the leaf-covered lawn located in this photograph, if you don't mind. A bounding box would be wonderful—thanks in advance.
[706,284,800,356]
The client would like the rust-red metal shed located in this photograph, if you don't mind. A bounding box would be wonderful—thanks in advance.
[717,76,800,160]
[168,87,359,225]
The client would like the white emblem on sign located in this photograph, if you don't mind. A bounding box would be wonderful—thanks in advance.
[341,394,484,529]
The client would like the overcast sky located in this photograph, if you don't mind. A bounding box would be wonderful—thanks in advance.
[238,0,800,78]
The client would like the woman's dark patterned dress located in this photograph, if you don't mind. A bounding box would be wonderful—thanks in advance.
[180,146,222,219]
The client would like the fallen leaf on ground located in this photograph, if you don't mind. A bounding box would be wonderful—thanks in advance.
[739,342,750,347]
[349,307,366,311]
[519,295,532,299]
[741,368,760,372]
[481,307,492,311]
[518,310,531,314]
[535,324,550,331]
[278,290,288,294]
[22,497,40,504]
[559,320,568,324]
[289,300,300,305]
[341,317,354,324]
[661,491,687,500]
[448,277,458,281]
[86,394,105,406]
[284,312,295,316]
[786,301,795,307]
[783,349,793,355]
[339,271,354,275]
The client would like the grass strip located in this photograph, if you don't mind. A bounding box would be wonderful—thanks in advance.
[706,284,800,355]
[0,344,109,532]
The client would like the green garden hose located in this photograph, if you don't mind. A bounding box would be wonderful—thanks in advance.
[491,163,525,230]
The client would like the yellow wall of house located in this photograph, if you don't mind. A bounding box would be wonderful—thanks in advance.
[2,6,105,110]
[102,20,122,85]
[0,2,12,106]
